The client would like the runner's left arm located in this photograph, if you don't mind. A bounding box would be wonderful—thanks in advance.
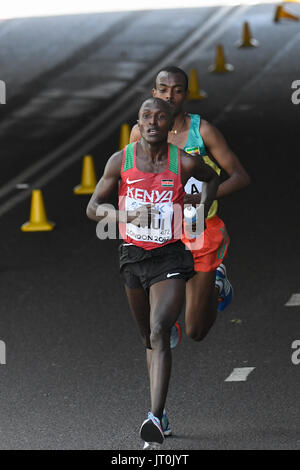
[200,119,250,198]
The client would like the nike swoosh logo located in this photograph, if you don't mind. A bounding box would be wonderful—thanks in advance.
[167,273,180,278]
[126,178,145,185]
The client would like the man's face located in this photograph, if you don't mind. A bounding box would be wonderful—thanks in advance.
[138,100,171,144]
[152,71,188,116]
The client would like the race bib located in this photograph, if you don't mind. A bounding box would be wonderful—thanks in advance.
[184,176,203,195]
[125,197,173,244]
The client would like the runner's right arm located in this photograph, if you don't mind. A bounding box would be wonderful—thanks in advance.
[86,151,126,223]
[86,151,156,226]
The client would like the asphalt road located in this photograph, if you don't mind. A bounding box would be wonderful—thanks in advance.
[0,2,300,450]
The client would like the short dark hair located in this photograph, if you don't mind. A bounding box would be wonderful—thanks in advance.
[139,97,173,122]
[154,66,189,91]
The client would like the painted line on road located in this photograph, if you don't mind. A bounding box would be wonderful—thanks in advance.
[285,294,300,307]
[16,183,29,189]
[225,367,255,382]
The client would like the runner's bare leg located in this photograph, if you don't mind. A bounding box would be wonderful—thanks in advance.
[185,271,218,341]
[148,279,185,420]
[125,279,185,420]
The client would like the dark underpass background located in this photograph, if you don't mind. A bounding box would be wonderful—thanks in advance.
[0,1,300,450]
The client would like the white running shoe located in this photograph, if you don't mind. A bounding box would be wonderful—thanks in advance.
[140,412,164,445]
[216,264,233,311]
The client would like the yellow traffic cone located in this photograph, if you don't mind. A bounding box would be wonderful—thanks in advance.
[188,69,207,101]
[209,44,234,73]
[274,4,299,21]
[119,123,130,150]
[73,155,97,195]
[237,22,259,47]
[21,189,54,232]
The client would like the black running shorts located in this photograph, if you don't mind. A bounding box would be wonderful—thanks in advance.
[119,240,195,290]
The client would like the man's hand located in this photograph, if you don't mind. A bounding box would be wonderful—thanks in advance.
[127,204,160,227]
[184,193,202,206]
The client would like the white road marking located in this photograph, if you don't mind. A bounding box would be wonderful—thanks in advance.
[225,367,255,382]
[16,183,29,189]
[285,294,300,307]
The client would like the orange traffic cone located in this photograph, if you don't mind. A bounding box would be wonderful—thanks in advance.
[209,44,234,73]
[73,155,97,195]
[119,123,130,150]
[237,22,259,47]
[274,4,299,21]
[21,189,54,232]
[188,69,207,100]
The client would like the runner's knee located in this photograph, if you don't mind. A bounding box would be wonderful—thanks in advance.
[150,323,170,350]
[185,323,212,342]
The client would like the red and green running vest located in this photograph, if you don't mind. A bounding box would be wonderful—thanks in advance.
[118,142,184,250]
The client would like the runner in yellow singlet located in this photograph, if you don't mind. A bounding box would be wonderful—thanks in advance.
[130,67,250,438]
[131,66,250,332]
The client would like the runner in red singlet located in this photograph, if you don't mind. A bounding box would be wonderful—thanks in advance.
[87,97,219,449]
